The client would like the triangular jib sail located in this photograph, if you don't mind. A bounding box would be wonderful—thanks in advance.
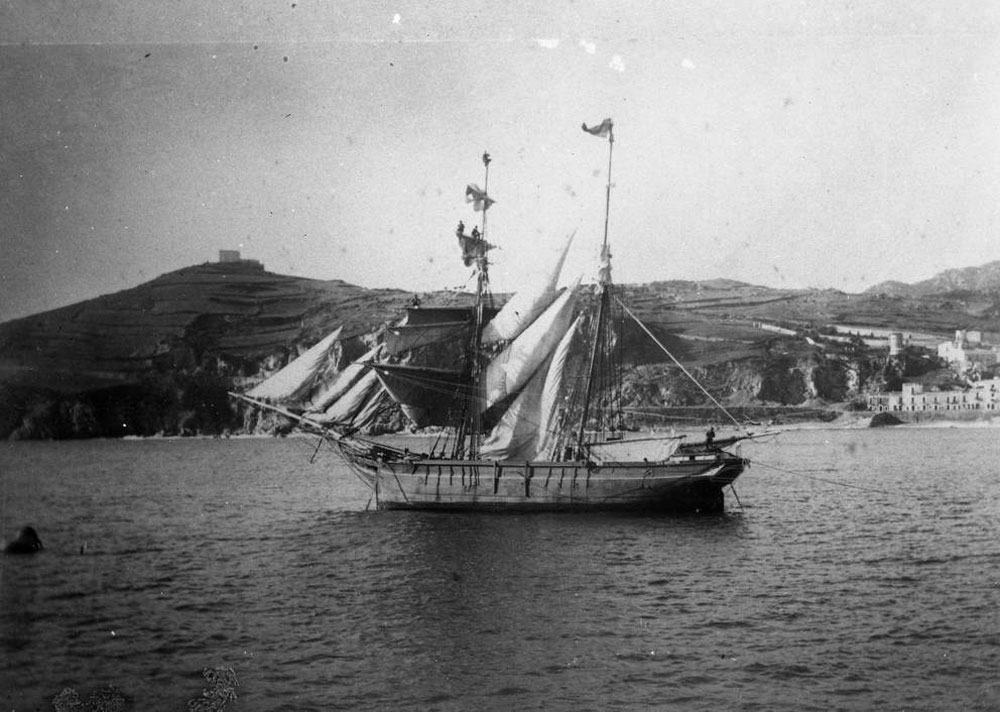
[305,342,382,412]
[247,326,343,405]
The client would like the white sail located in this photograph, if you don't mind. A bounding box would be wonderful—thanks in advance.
[247,326,343,403]
[314,369,380,425]
[536,315,581,459]
[479,353,551,460]
[305,343,382,413]
[481,233,574,344]
[482,277,579,412]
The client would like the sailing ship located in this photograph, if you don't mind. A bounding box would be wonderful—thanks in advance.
[233,121,756,512]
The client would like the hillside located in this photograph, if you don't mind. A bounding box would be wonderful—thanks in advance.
[1,260,997,439]
[867,260,1000,298]
[0,261,415,393]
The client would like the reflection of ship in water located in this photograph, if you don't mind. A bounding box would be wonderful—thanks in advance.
[233,121,764,512]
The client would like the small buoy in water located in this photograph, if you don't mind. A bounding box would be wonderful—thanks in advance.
[3,526,43,554]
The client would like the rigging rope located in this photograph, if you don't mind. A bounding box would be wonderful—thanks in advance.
[615,299,744,430]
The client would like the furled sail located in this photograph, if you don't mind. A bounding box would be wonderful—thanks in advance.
[247,326,343,404]
[587,437,683,465]
[305,343,382,413]
[482,278,580,412]
[481,233,574,345]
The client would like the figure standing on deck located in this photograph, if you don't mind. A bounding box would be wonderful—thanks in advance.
[705,426,715,448]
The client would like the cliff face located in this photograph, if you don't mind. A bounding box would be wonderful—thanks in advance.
[0,261,984,439]
[623,350,880,410]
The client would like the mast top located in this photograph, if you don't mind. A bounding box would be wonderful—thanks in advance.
[582,117,615,279]
[457,151,496,272]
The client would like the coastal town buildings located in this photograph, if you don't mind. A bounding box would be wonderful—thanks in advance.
[868,378,1000,413]
[937,330,999,372]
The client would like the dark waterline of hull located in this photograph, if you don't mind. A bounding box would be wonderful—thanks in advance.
[343,448,747,514]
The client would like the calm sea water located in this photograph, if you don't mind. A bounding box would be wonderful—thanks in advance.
[2,427,999,711]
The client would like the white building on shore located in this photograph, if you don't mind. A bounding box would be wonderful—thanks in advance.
[868,378,1000,413]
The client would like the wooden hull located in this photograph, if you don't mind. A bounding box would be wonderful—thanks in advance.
[337,443,746,513]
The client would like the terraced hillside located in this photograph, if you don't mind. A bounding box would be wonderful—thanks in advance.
[0,261,413,393]
[1,260,997,439]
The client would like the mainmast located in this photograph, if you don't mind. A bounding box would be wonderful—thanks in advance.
[576,118,615,456]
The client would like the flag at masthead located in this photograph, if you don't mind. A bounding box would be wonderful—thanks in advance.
[581,118,614,140]
[583,117,615,262]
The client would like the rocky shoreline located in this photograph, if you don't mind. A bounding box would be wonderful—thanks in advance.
[3,260,998,441]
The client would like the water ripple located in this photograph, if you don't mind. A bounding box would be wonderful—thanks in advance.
[1,430,999,710]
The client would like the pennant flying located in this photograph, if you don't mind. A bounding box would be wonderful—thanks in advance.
[582,118,614,138]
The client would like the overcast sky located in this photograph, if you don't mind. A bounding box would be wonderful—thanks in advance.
[2,1,999,322]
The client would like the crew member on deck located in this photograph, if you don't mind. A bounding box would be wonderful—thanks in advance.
[705,426,715,448]
[471,226,480,240]
[456,220,465,237]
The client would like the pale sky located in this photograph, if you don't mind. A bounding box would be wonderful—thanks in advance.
[2,1,999,322]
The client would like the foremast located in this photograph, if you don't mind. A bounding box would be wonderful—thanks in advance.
[453,151,495,459]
